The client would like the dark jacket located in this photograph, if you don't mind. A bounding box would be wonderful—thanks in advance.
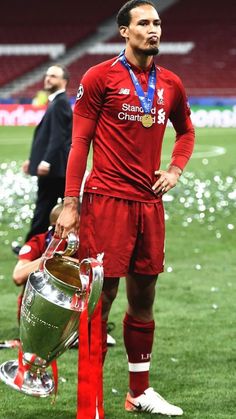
[28,92,72,177]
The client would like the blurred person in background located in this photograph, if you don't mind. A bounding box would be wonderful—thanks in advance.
[55,0,195,416]
[12,64,72,254]
[32,89,48,106]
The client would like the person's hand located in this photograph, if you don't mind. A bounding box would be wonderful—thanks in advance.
[152,165,182,196]
[22,160,30,174]
[37,162,50,176]
[55,198,80,239]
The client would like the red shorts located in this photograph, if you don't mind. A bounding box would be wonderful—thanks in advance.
[79,194,165,277]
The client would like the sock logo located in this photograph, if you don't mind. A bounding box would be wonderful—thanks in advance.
[141,353,151,361]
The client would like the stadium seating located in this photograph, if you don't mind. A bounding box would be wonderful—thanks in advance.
[153,0,236,96]
[0,25,95,47]
[0,55,49,87]
[0,0,125,89]
[0,0,125,45]
[2,0,236,98]
[15,55,110,99]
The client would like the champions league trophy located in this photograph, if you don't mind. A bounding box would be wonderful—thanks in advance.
[0,234,104,397]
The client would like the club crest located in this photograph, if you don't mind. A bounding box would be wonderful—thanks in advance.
[157,88,164,105]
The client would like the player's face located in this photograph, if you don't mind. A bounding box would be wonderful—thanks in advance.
[121,5,161,56]
[44,66,66,93]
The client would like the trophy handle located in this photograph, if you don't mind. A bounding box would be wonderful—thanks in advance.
[60,233,79,256]
[79,253,104,317]
[39,233,79,271]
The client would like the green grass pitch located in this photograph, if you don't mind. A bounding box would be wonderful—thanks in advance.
[0,126,235,418]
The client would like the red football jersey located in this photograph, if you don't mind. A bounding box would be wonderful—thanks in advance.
[18,232,66,261]
[66,57,195,202]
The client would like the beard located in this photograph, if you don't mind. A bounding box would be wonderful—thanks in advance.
[44,87,55,94]
[44,83,58,94]
[143,47,159,56]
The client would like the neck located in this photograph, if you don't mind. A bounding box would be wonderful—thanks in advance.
[125,46,153,70]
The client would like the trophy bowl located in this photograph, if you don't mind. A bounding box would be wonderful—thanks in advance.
[0,235,104,397]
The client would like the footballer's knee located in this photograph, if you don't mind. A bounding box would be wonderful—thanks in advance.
[102,277,120,320]
[126,273,157,321]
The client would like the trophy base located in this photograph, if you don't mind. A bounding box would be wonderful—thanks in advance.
[0,360,54,397]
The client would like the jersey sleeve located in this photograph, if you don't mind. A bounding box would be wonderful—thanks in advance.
[65,64,107,197]
[65,114,96,196]
[18,234,46,261]
[169,77,195,170]
[73,65,106,120]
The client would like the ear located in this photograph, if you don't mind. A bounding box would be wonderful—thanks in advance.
[119,25,129,40]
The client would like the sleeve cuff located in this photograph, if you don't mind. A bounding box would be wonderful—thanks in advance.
[40,160,51,168]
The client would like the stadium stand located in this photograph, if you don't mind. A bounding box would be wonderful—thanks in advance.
[0,0,235,100]
[0,0,125,91]
[152,0,236,97]
[15,55,111,99]
[0,56,49,87]
[0,0,125,46]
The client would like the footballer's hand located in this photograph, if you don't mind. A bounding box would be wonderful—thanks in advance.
[55,198,80,239]
[152,166,182,196]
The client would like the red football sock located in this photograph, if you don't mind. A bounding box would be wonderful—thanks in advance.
[123,312,155,397]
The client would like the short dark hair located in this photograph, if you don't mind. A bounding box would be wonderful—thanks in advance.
[116,0,156,27]
[53,63,70,83]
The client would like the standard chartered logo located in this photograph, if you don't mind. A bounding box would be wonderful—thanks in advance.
[117,103,166,125]
[157,108,165,124]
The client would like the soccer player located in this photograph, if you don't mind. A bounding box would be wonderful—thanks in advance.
[55,0,195,416]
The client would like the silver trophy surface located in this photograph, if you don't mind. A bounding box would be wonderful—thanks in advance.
[0,234,104,397]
